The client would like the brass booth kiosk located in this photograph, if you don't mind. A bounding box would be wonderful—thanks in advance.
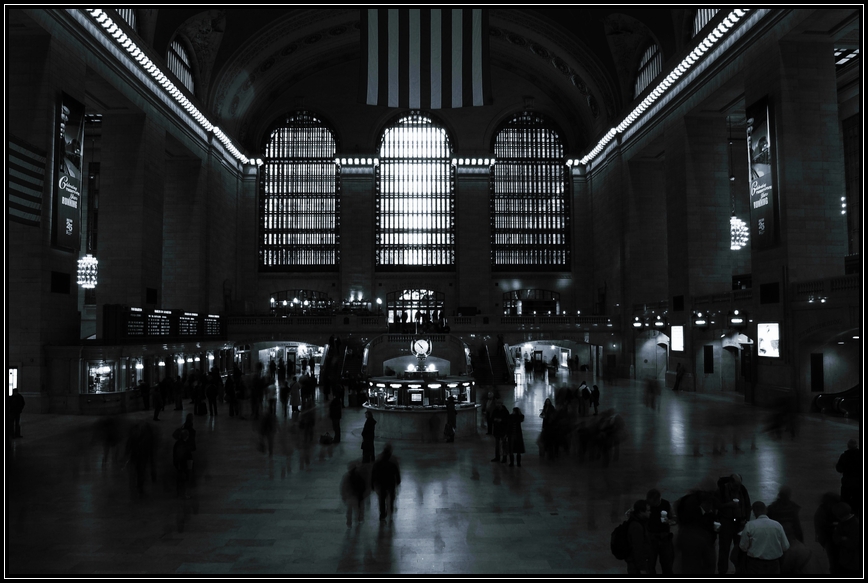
[362,336,479,441]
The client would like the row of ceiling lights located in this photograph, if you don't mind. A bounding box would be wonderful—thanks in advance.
[84,9,750,170]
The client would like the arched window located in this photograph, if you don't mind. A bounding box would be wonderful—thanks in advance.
[692,9,719,38]
[167,38,194,94]
[115,8,137,33]
[376,111,454,270]
[259,111,340,271]
[634,43,663,98]
[490,111,569,271]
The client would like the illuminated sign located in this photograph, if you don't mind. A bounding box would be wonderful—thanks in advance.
[758,323,780,358]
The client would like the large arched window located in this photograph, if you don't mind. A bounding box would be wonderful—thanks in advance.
[633,43,663,98]
[259,111,340,271]
[376,111,454,270]
[692,9,719,38]
[167,38,194,95]
[115,8,137,33]
[490,111,569,271]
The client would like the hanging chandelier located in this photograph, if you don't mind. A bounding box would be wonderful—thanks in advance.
[730,216,749,250]
[77,254,98,288]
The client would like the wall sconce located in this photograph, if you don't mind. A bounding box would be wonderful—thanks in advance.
[693,312,708,328]
[633,316,644,328]
[653,315,666,328]
[728,309,747,328]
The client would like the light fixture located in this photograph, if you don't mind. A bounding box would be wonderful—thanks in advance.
[693,312,708,328]
[77,254,98,289]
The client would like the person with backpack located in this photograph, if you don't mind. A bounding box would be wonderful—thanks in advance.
[616,499,652,574]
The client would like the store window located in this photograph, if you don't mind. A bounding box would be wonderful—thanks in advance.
[259,111,340,271]
[87,361,116,393]
[491,112,569,271]
[376,111,455,270]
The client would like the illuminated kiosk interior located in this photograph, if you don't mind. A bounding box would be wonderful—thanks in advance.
[363,335,479,441]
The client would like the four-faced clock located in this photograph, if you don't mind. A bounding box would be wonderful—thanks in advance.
[411,338,432,357]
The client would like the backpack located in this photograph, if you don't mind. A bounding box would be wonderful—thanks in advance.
[610,518,632,560]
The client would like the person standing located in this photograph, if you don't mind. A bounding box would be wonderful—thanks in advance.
[251,363,265,420]
[738,501,790,575]
[361,409,376,463]
[831,502,861,577]
[445,395,457,443]
[490,400,509,463]
[507,406,525,467]
[138,379,150,411]
[341,461,368,527]
[673,363,685,391]
[813,492,841,575]
[590,384,600,415]
[835,439,860,515]
[172,429,193,499]
[9,388,25,438]
[371,444,401,523]
[579,382,591,417]
[676,490,718,574]
[715,473,751,574]
[767,485,804,543]
[646,488,675,575]
[151,384,163,421]
[277,358,286,385]
[205,377,218,416]
[224,375,237,417]
[329,394,343,443]
[289,376,301,414]
[626,500,652,574]
[278,380,290,418]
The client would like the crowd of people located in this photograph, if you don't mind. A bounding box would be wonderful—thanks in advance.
[10,357,861,575]
[616,467,862,576]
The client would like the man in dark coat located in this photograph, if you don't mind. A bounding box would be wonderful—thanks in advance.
[445,396,457,443]
[329,395,343,443]
[507,407,525,466]
[646,488,675,574]
[371,444,401,522]
[715,473,752,574]
[836,439,860,514]
[361,409,376,463]
[490,400,510,463]
[9,388,25,438]
[626,500,652,574]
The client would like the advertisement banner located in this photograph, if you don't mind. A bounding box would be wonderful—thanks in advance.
[53,93,84,250]
[745,97,777,249]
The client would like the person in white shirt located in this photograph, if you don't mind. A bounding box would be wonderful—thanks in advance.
[738,501,790,574]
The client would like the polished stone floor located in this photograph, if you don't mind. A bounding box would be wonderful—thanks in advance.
[6,372,859,576]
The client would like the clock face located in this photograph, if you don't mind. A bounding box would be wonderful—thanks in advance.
[412,338,431,356]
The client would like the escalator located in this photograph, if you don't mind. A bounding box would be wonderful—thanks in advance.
[812,385,860,419]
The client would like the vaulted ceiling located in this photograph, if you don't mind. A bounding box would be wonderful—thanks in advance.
[142,8,691,153]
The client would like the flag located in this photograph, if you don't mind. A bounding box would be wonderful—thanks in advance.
[360,8,491,109]
[8,135,46,227]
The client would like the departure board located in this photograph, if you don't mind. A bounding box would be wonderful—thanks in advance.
[178,313,199,336]
[146,310,171,336]
[204,315,222,336]
[126,307,145,336]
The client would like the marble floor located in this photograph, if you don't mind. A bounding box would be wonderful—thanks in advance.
[6,373,859,576]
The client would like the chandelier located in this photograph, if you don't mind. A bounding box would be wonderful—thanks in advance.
[730,216,749,250]
[77,254,98,288]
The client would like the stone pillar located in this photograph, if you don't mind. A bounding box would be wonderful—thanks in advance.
[340,165,375,304]
[96,112,165,336]
[455,166,490,314]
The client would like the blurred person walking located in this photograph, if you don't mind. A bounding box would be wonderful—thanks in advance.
[371,444,401,523]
